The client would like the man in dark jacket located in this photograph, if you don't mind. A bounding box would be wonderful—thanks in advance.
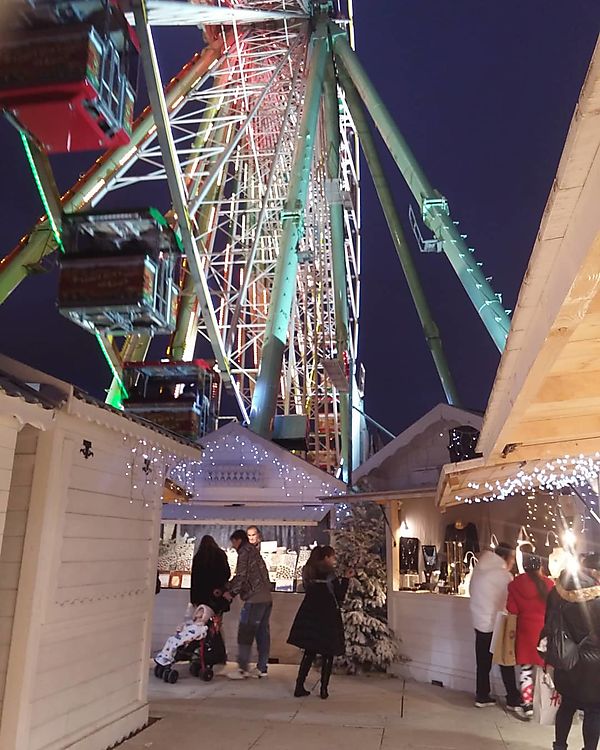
[547,552,600,750]
[225,529,273,679]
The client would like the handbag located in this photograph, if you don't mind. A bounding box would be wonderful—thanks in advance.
[540,599,584,671]
[533,667,561,725]
[493,612,517,666]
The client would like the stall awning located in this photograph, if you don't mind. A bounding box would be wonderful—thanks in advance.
[319,488,437,505]
[436,451,600,509]
[161,503,333,526]
[476,42,600,465]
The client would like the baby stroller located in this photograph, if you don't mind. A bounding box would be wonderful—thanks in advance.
[154,595,230,685]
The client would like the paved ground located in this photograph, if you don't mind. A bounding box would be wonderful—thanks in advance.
[121,664,560,749]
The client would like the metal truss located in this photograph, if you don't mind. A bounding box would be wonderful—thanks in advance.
[2,0,361,474]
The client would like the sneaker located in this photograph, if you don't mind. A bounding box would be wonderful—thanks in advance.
[523,704,534,718]
[247,667,268,679]
[506,704,524,715]
[227,669,249,680]
[475,698,496,708]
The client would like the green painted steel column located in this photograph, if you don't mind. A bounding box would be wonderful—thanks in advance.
[105,333,151,408]
[337,61,460,406]
[332,28,510,353]
[249,23,329,437]
[323,58,352,481]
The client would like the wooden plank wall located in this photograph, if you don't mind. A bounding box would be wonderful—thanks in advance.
[27,427,160,750]
[0,426,37,721]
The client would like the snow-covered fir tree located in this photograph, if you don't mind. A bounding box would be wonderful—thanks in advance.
[333,502,401,674]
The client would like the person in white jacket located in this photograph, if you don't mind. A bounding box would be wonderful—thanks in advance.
[469,542,522,710]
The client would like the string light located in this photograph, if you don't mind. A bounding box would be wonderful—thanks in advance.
[455,452,600,507]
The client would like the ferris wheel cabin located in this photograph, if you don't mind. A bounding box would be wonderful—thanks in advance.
[58,207,181,335]
[0,1,136,152]
[122,360,218,442]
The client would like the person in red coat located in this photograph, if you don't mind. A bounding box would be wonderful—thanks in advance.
[506,547,554,717]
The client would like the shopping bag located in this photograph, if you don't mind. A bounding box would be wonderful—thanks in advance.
[533,668,561,725]
[493,613,517,666]
[490,611,507,655]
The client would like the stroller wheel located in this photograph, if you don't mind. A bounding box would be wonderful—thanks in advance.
[202,667,214,682]
[154,664,165,679]
[167,669,179,684]
[189,662,201,678]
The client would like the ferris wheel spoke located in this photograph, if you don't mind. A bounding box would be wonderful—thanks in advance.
[124,1,308,27]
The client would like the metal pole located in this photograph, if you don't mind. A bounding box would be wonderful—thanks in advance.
[347,355,353,491]
[249,21,329,437]
[331,28,510,352]
[352,404,396,441]
[133,0,247,420]
[323,57,352,483]
[337,61,461,406]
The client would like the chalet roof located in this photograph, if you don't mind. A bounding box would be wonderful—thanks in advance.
[0,369,64,410]
[0,354,200,453]
[196,421,346,498]
[353,403,483,483]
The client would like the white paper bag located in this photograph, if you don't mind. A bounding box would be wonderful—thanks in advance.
[533,668,562,725]
[490,611,507,655]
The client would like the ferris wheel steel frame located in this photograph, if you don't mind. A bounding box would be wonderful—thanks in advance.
[0,0,514,476]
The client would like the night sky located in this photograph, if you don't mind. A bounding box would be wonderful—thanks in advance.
[0,2,598,438]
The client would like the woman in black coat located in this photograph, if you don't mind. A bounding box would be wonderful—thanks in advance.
[547,553,600,750]
[288,545,351,699]
[190,535,231,611]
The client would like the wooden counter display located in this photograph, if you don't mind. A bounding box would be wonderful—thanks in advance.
[388,591,505,695]
[152,588,304,665]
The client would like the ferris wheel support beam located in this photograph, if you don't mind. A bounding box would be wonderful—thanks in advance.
[169,94,231,361]
[188,44,296,218]
[249,20,329,437]
[105,333,152,407]
[226,62,302,356]
[331,27,511,353]
[133,0,248,420]
[323,58,351,483]
[336,61,461,407]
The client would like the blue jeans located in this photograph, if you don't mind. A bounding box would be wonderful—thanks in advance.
[237,602,272,673]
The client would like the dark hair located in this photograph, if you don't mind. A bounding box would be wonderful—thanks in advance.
[522,550,549,601]
[303,545,335,583]
[193,535,221,569]
[494,542,514,562]
[247,526,262,537]
[230,529,249,544]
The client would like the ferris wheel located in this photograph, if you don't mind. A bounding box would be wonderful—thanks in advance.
[0,0,510,479]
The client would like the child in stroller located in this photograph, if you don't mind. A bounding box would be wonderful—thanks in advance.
[154,592,230,684]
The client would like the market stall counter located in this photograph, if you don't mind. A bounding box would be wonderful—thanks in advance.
[152,589,304,664]
[388,590,505,694]
[152,504,334,667]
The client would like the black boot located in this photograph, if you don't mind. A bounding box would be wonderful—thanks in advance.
[320,656,333,700]
[294,651,314,697]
